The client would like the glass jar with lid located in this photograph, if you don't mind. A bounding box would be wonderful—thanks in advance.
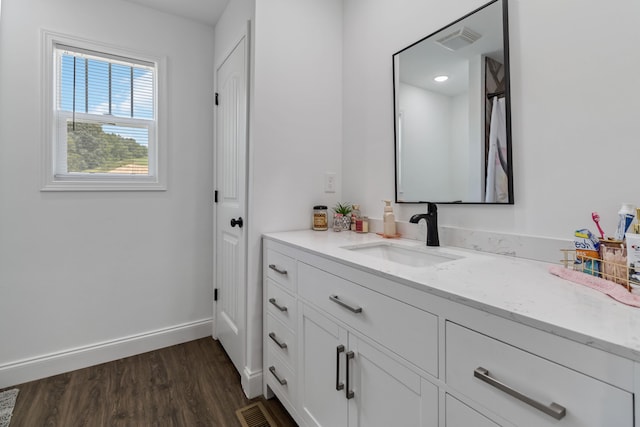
[312,205,328,231]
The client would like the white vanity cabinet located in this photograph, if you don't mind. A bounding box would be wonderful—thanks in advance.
[297,262,438,377]
[298,277,438,427]
[263,233,638,427]
[263,239,438,427]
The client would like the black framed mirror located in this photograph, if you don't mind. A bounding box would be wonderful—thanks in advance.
[393,0,513,204]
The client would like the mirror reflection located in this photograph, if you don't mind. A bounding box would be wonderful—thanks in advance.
[393,0,513,204]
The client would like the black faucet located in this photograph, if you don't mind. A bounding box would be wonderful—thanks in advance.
[409,202,439,247]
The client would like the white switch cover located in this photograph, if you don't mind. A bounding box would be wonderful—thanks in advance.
[324,172,336,193]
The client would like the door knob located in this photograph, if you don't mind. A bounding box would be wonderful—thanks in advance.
[230,217,244,228]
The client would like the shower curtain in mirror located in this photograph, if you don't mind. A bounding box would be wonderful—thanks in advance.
[485,96,508,202]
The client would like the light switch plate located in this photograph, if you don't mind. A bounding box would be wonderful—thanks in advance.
[324,172,336,193]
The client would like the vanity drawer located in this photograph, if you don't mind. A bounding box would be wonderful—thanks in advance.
[266,279,297,330]
[266,313,296,368]
[266,348,296,410]
[298,262,438,377]
[445,322,633,427]
[266,249,297,292]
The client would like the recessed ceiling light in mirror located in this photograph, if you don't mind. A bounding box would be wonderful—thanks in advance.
[434,75,449,82]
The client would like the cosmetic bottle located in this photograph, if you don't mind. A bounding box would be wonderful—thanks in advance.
[383,200,396,237]
[351,204,361,231]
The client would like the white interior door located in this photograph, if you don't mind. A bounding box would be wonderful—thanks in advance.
[214,35,247,375]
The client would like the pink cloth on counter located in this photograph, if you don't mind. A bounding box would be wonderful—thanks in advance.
[549,265,640,308]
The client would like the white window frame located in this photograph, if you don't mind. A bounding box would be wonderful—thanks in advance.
[41,30,167,191]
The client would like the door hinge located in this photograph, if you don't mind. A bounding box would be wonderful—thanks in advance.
[215,92,219,106]
[214,288,218,301]
[214,190,218,203]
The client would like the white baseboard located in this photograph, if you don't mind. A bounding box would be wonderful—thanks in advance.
[0,318,213,389]
[241,365,263,399]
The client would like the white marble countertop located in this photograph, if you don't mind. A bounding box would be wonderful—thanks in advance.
[264,229,640,362]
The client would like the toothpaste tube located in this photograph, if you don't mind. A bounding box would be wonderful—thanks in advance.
[614,203,636,241]
[574,229,600,276]
[574,229,600,257]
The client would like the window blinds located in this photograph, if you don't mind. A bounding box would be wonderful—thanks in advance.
[54,44,156,175]
[56,44,155,121]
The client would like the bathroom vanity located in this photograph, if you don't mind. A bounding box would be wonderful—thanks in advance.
[262,230,640,427]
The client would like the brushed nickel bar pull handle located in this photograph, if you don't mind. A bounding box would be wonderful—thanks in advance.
[329,295,363,313]
[474,367,566,420]
[268,298,287,312]
[269,264,288,275]
[345,351,355,399]
[336,345,345,391]
[269,366,287,386]
[268,332,287,349]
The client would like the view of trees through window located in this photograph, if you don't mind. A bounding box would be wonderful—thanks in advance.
[66,122,148,174]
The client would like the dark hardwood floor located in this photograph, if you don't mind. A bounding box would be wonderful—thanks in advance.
[1,338,297,427]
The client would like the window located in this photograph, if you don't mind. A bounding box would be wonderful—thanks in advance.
[42,31,166,190]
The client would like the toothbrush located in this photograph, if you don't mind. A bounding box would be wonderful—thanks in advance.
[592,212,606,239]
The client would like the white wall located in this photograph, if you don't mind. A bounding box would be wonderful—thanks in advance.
[251,0,343,391]
[214,0,254,68]
[467,54,484,201]
[398,83,451,201]
[450,92,471,200]
[213,0,343,398]
[343,0,640,240]
[0,0,214,386]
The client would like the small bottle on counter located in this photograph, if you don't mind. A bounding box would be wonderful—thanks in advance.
[351,204,361,231]
[312,205,328,231]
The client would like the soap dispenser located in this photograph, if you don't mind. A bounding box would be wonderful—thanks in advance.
[383,200,396,237]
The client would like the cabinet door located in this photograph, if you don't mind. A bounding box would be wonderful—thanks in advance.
[299,304,348,427]
[348,335,438,427]
[445,394,500,427]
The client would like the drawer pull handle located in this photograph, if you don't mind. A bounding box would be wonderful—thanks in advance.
[269,332,288,349]
[268,298,288,312]
[474,367,566,420]
[269,366,287,386]
[269,264,288,275]
[329,295,363,313]
[336,345,345,391]
[345,351,355,399]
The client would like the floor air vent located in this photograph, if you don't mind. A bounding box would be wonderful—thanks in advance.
[236,402,276,427]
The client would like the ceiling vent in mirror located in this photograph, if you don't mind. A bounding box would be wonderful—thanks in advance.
[435,27,482,51]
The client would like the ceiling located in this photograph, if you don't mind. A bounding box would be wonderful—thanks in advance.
[123,0,230,27]
[398,1,503,97]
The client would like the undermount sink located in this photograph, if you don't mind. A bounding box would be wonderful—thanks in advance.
[343,242,463,267]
